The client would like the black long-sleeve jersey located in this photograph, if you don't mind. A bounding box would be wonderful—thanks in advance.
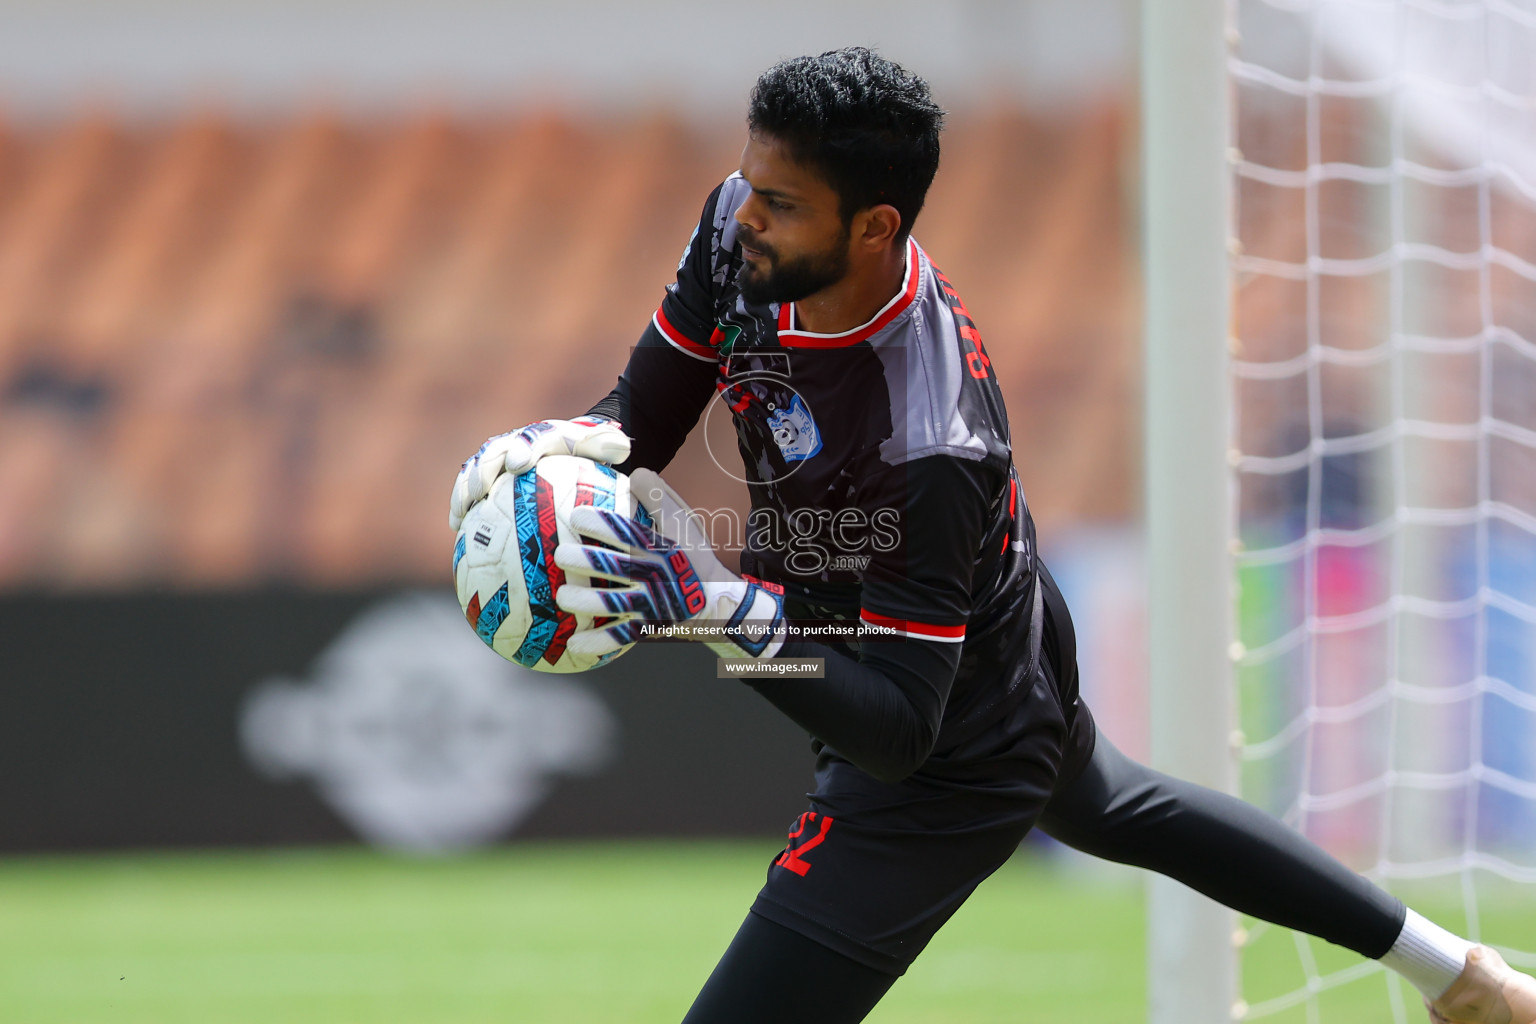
[590,174,1050,782]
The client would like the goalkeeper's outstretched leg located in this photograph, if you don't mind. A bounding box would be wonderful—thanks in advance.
[1038,735,1536,1024]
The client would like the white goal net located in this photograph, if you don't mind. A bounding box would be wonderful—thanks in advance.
[1229,0,1536,1019]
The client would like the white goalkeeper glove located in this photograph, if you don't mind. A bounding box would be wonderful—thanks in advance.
[553,468,787,661]
[449,415,631,531]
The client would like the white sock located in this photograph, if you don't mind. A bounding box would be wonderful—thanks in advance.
[1380,908,1477,1000]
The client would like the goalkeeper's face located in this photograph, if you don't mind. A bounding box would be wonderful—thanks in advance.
[734,133,854,306]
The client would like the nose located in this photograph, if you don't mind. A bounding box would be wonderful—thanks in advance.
[735,192,766,234]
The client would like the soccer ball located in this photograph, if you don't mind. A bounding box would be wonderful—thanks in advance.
[453,455,649,673]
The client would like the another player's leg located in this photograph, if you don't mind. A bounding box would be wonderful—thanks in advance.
[680,912,896,1024]
[1038,735,1536,1024]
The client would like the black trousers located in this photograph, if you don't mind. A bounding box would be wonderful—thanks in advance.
[680,733,1407,1024]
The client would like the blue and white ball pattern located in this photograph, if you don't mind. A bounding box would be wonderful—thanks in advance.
[453,455,651,673]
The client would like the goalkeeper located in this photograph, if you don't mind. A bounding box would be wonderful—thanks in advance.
[450,47,1536,1024]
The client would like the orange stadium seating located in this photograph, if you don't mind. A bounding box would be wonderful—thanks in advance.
[0,105,1136,589]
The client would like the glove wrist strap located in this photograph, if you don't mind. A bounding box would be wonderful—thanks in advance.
[706,582,786,661]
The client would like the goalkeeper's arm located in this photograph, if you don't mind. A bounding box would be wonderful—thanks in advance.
[448,319,717,530]
[588,178,726,472]
[557,456,993,784]
[585,319,718,474]
[745,455,992,781]
[450,180,722,526]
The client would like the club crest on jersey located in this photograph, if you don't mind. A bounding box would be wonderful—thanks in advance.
[767,394,822,462]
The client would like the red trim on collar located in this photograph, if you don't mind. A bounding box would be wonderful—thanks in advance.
[776,238,921,349]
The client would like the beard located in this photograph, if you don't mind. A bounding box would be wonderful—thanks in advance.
[737,228,851,306]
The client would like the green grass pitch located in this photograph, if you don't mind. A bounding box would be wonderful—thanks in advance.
[1,841,1531,1023]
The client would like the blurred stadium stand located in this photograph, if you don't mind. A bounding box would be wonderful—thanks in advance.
[0,0,1153,851]
[0,104,1137,590]
[2,0,1524,857]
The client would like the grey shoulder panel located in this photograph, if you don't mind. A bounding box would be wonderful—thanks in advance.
[870,246,995,467]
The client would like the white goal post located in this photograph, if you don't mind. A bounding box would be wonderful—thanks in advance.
[1147,1,1536,1022]
[1143,2,1240,1023]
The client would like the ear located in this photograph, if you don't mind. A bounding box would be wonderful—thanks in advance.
[855,204,903,252]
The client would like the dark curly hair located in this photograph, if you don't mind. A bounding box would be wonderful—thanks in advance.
[748,47,945,243]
